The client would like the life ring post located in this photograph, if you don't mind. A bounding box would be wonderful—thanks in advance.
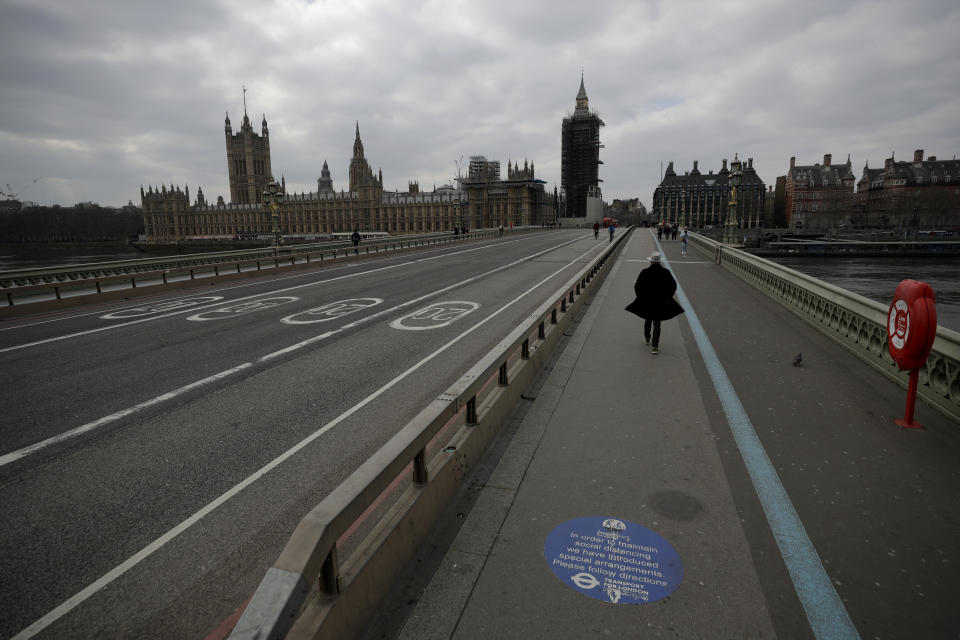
[895,369,924,430]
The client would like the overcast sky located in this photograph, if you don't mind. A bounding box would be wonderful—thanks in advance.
[1,0,958,210]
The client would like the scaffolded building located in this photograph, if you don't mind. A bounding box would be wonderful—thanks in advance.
[561,76,604,217]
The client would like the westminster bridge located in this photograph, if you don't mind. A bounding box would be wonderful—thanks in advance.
[1,227,957,640]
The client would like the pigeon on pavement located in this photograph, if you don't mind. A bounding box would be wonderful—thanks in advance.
[792,352,803,366]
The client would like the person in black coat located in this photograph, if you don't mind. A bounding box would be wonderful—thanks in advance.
[624,252,684,354]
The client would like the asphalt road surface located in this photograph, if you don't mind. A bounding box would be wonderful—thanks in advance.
[0,229,608,639]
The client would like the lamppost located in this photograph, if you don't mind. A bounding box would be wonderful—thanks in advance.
[262,179,284,248]
[680,187,687,229]
[724,154,742,244]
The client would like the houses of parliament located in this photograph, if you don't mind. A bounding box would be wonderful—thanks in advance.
[140,108,556,242]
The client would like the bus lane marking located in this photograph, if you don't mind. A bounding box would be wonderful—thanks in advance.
[389,301,480,330]
[100,297,225,320]
[280,298,383,325]
[186,297,299,321]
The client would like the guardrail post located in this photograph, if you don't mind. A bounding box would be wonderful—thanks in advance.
[466,396,477,425]
[568,290,574,304]
[538,321,545,339]
[54,286,61,300]
[499,361,508,386]
[413,449,428,485]
[561,298,567,313]
[7,292,14,306]
[96,281,102,293]
[522,338,530,360]
[321,546,341,594]
[575,282,581,295]
[551,308,557,324]
[214,265,219,276]
[190,269,195,279]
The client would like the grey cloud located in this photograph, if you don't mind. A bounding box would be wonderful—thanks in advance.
[0,0,958,209]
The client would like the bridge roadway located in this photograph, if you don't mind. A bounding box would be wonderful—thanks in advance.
[366,228,960,640]
[0,229,613,639]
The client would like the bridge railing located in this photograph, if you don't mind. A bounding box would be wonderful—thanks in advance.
[690,233,960,422]
[228,230,630,640]
[0,227,549,313]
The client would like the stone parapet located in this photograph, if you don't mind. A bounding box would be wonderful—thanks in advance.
[691,233,960,423]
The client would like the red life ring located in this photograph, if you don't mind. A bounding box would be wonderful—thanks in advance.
[887,279,937,371]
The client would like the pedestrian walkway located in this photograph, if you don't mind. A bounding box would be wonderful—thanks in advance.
[390,228,960,640]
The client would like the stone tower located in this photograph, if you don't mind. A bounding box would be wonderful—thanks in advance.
[561,74,604,217]
[225,103,273,204]
[348,122,382,193]
[317,160,334,193]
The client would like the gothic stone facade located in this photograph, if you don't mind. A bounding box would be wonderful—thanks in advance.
[561,77,604,218]
[652,157,767,228]
[142,115,552,242]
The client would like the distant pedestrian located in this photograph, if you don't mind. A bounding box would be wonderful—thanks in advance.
[624,252,684,355]
[498,224,504,236]
[594,222,600,239]
[609,223,615,242]
[672,225,678,241]
[656,224,663,241]
[680,228,688,256]
[352,228,361,254]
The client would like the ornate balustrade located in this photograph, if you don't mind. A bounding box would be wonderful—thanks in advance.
[690,233,960,422]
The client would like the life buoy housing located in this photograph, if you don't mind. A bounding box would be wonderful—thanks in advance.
[887,279,937,371]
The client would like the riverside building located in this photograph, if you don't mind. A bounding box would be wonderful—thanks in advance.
[652,157,767,229]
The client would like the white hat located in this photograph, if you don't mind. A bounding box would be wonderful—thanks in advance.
[648,252,662,262]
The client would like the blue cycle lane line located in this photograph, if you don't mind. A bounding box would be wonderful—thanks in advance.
[656,238,861,640]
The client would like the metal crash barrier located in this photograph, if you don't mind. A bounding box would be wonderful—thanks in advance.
[0,227,552,315]
[229,229,632,640]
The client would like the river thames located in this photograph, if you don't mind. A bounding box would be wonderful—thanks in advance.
[765,255,960,332]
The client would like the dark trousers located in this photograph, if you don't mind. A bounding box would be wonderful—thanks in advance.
[644,319,661,347]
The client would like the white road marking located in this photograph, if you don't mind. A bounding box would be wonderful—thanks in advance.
[0,235,516,332]
[389,301,480,330]
[2,236,592,463]
[280,298,383,325]
[100,297,225,319]
[0,264,411,354]
[185,297,299,321]
[10,236,604,640]
[259,235,589,362]
[0,364,254,468]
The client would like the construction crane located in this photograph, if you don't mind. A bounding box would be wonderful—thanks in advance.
[2,178,41,200]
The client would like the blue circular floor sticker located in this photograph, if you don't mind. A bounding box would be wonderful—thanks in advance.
[544,516,683,604]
